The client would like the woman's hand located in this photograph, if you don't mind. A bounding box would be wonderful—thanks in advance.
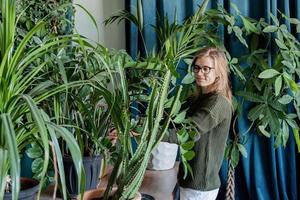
[107,128,140,145]
[108,128,118,146]
[130,131,140,137]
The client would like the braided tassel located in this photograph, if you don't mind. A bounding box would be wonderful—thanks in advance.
[225,160,235,200]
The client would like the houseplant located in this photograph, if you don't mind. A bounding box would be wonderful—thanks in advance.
[204,3,300,167]
[103,0,207,175]
[0,1,91,199]
[14,0,76,185]
[104,1,300,199]
[76,1,216,199]
[91,49,185,200]
[104,0,247,174]
[47,44,117,197]
[191,4,300,198]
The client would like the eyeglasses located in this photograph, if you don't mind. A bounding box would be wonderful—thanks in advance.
[192,64,214,74]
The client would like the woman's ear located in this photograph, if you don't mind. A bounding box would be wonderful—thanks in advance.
[214,76,220,83]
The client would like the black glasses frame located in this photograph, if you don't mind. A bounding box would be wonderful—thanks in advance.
[192,64,215,74]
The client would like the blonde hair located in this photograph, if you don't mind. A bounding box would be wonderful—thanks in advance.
[191,47,232,104]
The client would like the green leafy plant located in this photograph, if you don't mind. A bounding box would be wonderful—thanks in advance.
[92,53,185,200]
[207,4,300,166]
[0,1,92,199]
[13,0,76,185]
[43,44,116,158]
[235,13,300,150]
[16,0,74,43]
[105,0,251,180]
[95,1,221,199]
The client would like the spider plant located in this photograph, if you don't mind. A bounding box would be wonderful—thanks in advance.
[0,1,88,199]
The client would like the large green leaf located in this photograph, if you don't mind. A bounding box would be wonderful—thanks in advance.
[263,25,278,33]
[293,129,300,153]
[258,69,280,79]
[275,39,288,50]
[258,125,271,137]
[230,145,240,168]
[181,141,195,151]
[232,26,248,48]
[236,91,264,103]
[282,121,289,147]
[248,104,265,121]
[173,111,186,124]
[240,16,259,34]
[274,75,282,96]
[278,95,293,105]
[237,144,247,158]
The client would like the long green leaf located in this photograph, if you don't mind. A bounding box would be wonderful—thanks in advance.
[47,123,85,199]
[236,91,265,103]
[9,22,46,75]
[44,118,67,199]
[1,114,20,200]
[258,69,280,79]
[147,81,158,131]
[21,95,49,197]
[0,149,9,200]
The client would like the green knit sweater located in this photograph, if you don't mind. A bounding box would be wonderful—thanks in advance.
[163,92,232,191]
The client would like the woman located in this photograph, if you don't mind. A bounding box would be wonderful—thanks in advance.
[164,47,233,200]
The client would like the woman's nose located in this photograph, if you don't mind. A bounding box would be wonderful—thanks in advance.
[197,70,205,76]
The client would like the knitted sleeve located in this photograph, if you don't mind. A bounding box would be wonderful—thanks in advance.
[162,129,179,144]
[191,95,230,139]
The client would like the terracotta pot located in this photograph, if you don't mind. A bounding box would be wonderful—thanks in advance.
[81,188,142,200]
[4,177,39,200]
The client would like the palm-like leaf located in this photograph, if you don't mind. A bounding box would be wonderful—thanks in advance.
[100,1,210,199]
[0,1,86,199]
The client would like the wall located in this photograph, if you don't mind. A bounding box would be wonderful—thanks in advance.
[73,0,125,50]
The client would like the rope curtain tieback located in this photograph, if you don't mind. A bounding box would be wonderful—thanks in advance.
[225,160,235,200]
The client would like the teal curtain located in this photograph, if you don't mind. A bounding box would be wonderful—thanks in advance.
[125,1,300,200]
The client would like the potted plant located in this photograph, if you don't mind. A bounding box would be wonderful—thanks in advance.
[3,177,39,200]
[53,52,115,197]
[0,1,90,199]
[79,1,219,199]
[105,0,250,174]
[86,51,182,200]
[61,94,111,197]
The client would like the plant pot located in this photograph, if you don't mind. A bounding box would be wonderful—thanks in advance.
[148,142,178,170]
[64,155,102,198]
[99,157,109,179]
[4,177,39,200]
[82,188,143,200]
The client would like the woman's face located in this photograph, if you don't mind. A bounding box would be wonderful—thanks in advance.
[193,56,217,88]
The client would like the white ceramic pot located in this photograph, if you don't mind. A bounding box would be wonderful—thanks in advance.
[148,142,178,170]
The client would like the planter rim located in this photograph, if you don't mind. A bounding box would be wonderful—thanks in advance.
[63,155,102,162]
[4,177,39,198]
[82,187,143,200]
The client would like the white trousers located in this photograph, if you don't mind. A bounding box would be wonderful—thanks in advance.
[180,187,219,200]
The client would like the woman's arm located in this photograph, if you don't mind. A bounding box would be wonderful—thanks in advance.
[162,129,179,144]
[191,96,231,140]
